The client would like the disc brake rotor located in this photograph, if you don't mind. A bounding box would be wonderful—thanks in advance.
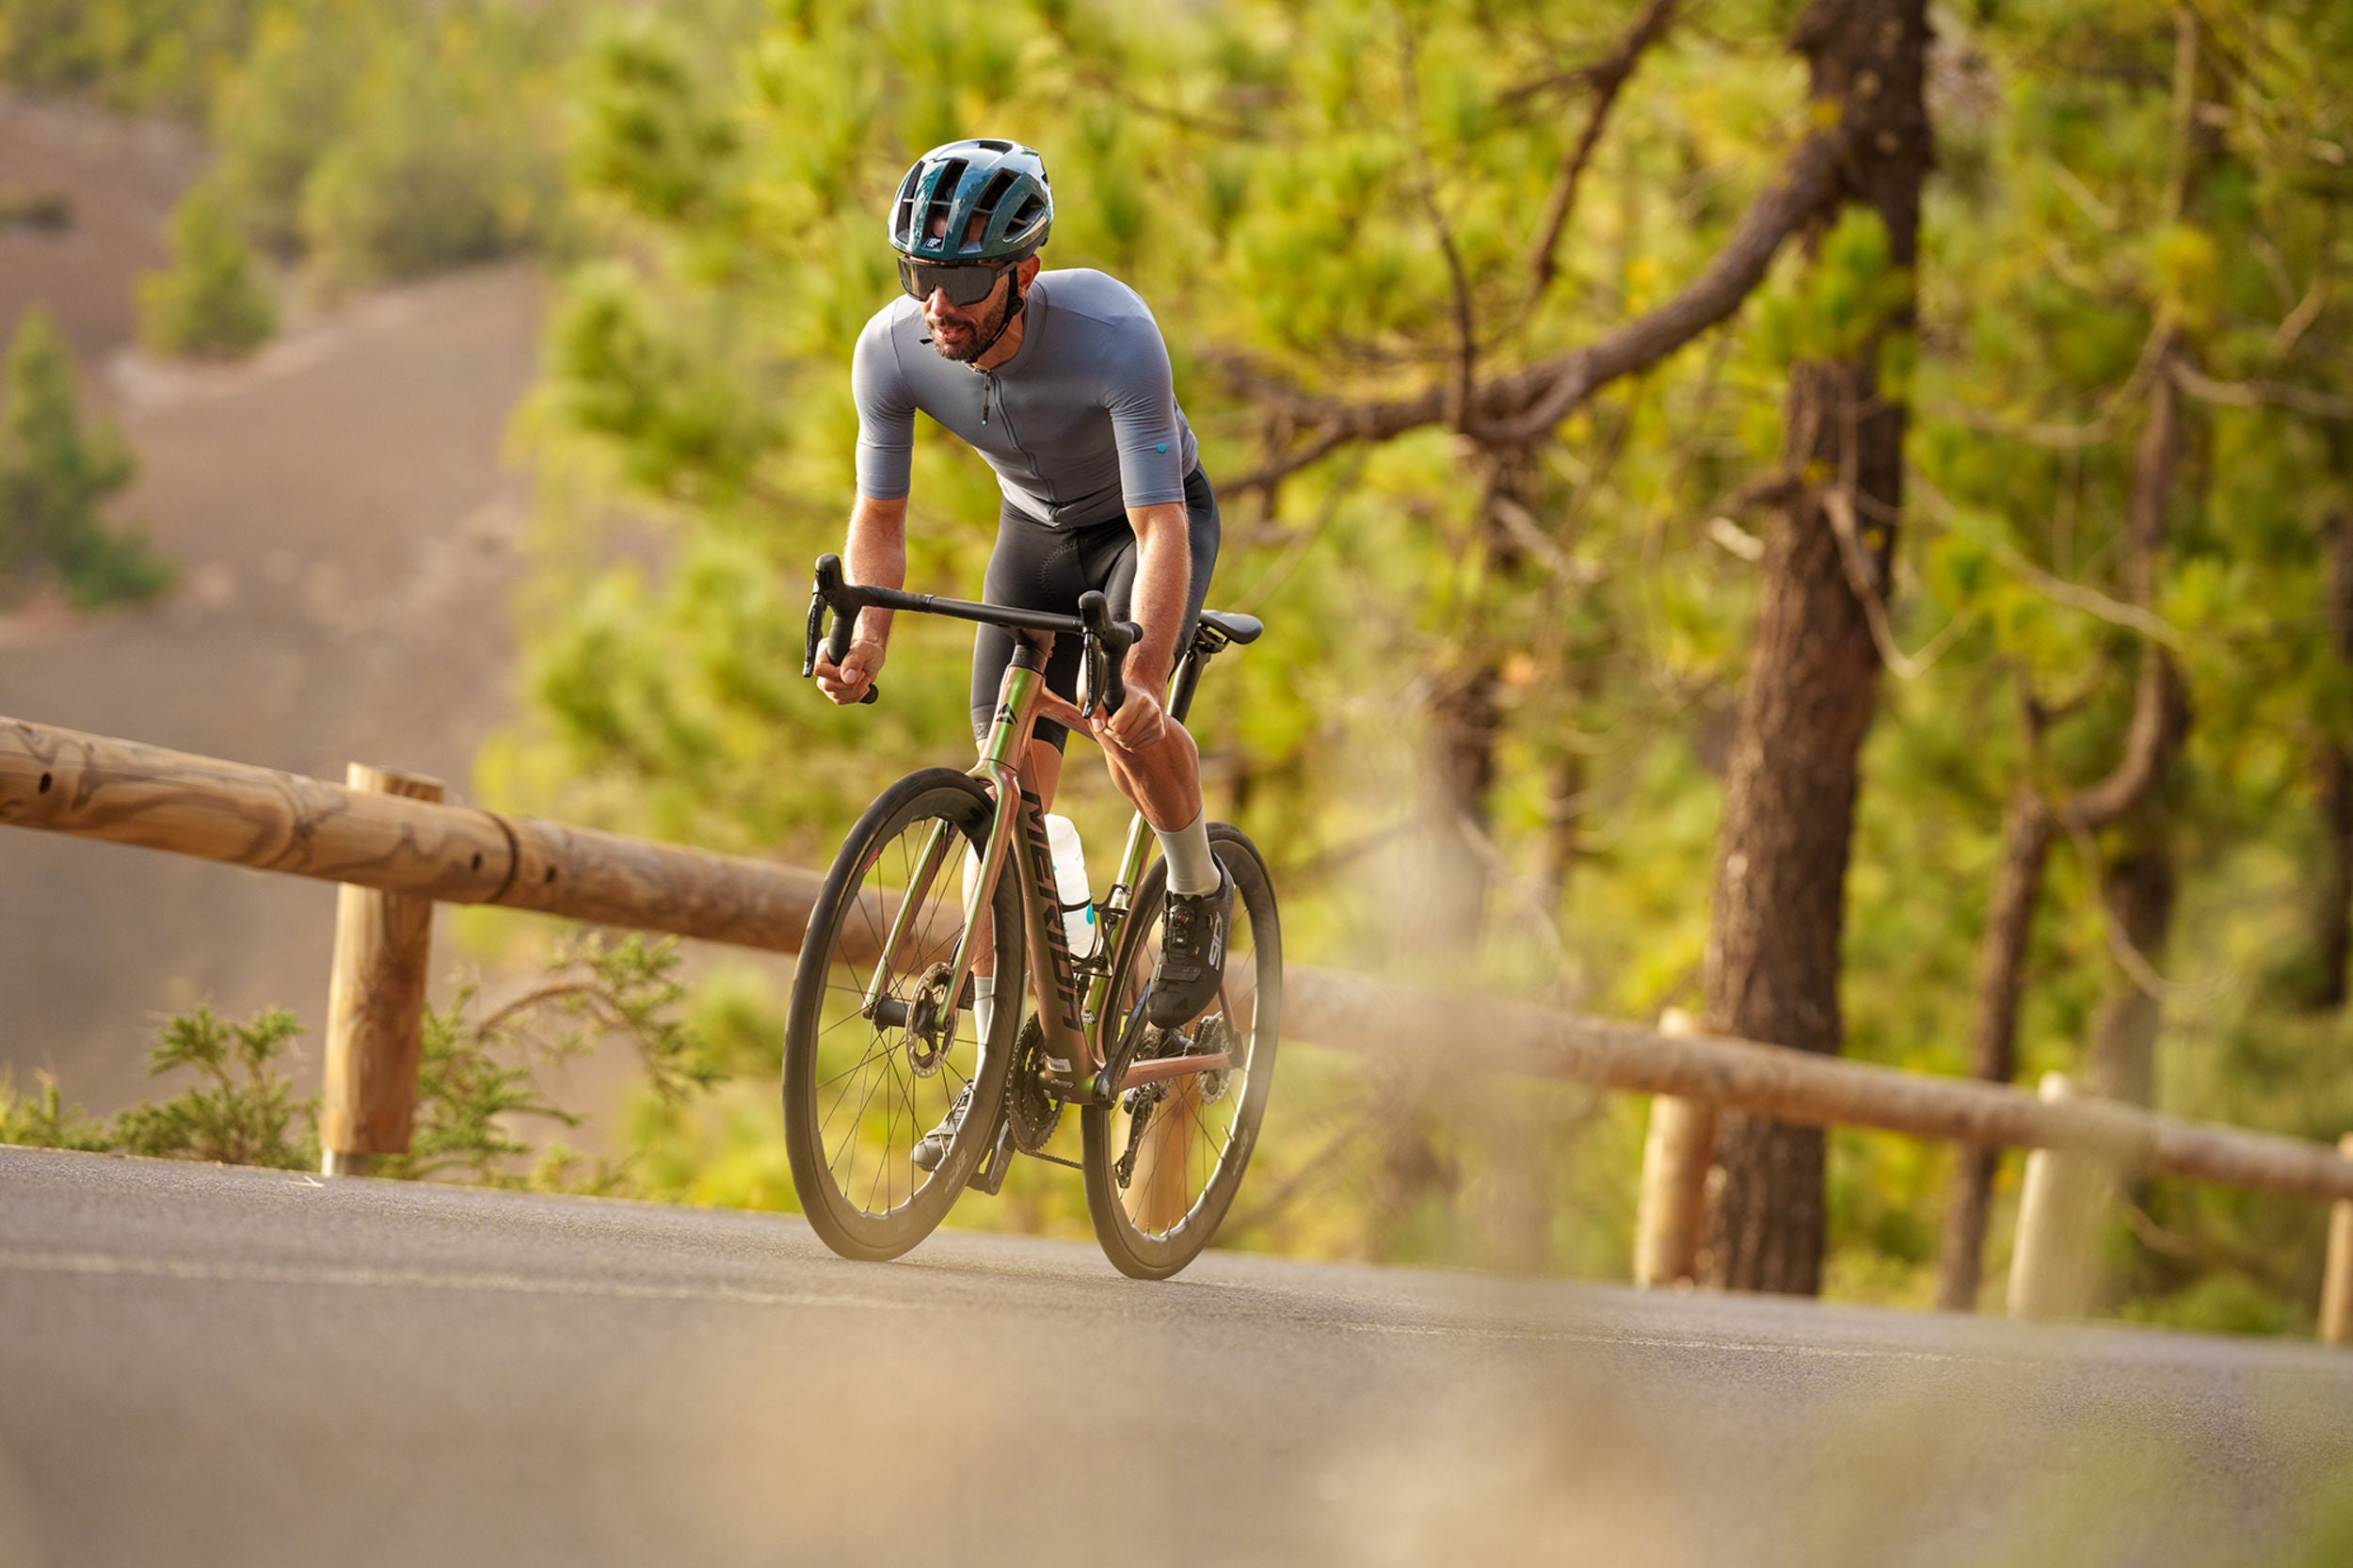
[901,961,957,1079]
[1190,1015,1234,1105]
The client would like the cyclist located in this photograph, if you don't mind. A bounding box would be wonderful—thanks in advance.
[811,138,1230,1165]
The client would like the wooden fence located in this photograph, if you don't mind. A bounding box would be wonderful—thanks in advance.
[6,713,2350,1341]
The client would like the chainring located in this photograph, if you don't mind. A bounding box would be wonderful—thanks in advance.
[1006,1014,1064,1154]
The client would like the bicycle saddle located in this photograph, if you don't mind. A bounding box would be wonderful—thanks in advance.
[1195,609,1263,646]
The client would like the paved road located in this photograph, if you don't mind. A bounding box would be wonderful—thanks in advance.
[4,1148,2350,1568]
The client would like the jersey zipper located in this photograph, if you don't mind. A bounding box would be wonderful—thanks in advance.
[984,370,1059,514]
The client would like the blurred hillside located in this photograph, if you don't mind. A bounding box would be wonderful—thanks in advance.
[0,91,541,1110]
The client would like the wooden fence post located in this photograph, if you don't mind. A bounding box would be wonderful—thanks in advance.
[2008,1073,2112,1321]
[2324,1133,2353,1348]
[319,765,442,1176]
[1634,1009,1716,1288]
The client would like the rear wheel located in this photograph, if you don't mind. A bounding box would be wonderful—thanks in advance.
[1082,825,1281,1279]
[783,769,1022,1261]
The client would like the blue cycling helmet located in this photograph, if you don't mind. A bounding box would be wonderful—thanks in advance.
[888,139,1052,262]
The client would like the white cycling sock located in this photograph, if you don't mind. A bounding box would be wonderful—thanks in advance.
[1157,810,1220,897]
[972,973,998,1046]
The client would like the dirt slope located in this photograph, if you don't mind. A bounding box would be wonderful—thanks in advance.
[2,98,543,1111]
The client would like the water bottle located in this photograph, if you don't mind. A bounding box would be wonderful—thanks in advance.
[1045,813,1099,960]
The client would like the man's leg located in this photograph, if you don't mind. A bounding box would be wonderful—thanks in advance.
[1097,468,1224,903]
[1099,714,1198,833]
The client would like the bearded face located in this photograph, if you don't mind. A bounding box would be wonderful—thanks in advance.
[923,271,1018,364]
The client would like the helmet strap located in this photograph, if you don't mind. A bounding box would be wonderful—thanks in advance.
[967,271,1028,361]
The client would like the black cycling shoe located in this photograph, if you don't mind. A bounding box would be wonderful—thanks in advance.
[1146,866,1232,1029]
[910,1083,975,1174]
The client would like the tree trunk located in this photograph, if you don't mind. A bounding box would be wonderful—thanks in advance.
[1409,657,1502,957]
[2306,507,2353,1011]
[1700,0,1931,1296]
[1541,747,1585,917]
[2085,825,2174,1106]
[2078,313,2195,1109]
[1934,787,2053,1310]
[1404,448,1545,959]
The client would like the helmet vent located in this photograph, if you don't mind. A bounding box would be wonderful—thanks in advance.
[972,169,1017,223]
[976,138,1014,152]
[1009,193,1046,236]
[922,157,968,248]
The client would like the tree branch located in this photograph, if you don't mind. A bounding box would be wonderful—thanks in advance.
[1395,15,1480,426]
[2170,358,2353,421]
[2060,647,2191,830]
[1222,124,1846,492]
[1525,0,1681,299]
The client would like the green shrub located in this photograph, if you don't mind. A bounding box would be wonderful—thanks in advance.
[282,6,575,288]
[380,933,716,1186]
[1,936,715,1193]
[0,1070,112,1152]
[0,305,171,608]
[111,1005,315,1168]
[138,185,278,359]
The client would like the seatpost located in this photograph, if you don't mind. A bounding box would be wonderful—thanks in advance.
[1166,647,1207,725]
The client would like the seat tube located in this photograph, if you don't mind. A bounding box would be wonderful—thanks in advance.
[948,637,1056,1026]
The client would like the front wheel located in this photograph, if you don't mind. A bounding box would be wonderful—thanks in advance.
[1082,824,1281,1279]
[783,768,1022,1261]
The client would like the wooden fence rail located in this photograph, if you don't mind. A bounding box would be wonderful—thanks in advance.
[6,714,2350,1336]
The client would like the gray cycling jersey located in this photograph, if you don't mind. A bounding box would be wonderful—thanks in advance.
[852,268,1199,528]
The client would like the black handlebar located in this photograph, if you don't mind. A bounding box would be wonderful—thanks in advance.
[801,554,1143,718]
[1077,590,1136,717]
[803,554,878,704]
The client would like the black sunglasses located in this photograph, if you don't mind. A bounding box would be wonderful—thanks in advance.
[897,256,1008,307]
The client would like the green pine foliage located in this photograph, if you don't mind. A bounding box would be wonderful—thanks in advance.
[111,1005,315,1167]
[0,1071,114,1152]
[2,2,587,288]
[138,184,278,358]
[0,304,171,608]
[0,936,716,1192]
[0,0,264,116]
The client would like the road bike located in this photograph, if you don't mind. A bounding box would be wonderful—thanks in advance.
[783,554,1281,1278]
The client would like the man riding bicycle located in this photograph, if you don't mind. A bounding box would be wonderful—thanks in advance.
[809,138,1229,1166]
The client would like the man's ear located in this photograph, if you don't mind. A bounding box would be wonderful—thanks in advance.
[1016,254,1043,292]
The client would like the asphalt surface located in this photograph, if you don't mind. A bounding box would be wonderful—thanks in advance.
[4,1148,2350,1568]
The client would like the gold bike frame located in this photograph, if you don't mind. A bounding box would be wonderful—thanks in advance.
[855,632,1232,1101]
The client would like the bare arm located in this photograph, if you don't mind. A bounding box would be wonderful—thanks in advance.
[1089,499,1192,754]
[1121,500,1192,692]
[814,493,907,703]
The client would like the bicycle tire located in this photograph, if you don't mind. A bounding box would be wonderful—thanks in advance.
[1081,824,1281,1279]
[783,768,1023,1261]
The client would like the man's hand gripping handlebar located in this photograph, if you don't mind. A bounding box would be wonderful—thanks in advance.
[801,553,1142,719]
[804,554,882,704]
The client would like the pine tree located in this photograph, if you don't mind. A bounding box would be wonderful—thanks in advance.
[138,184,278,360]
[0,305,169,608]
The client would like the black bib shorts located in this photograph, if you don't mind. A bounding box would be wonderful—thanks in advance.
[969,465,1219,751]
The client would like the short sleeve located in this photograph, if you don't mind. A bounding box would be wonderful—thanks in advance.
[852,311,916,500]
[1104,314,1188,509]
